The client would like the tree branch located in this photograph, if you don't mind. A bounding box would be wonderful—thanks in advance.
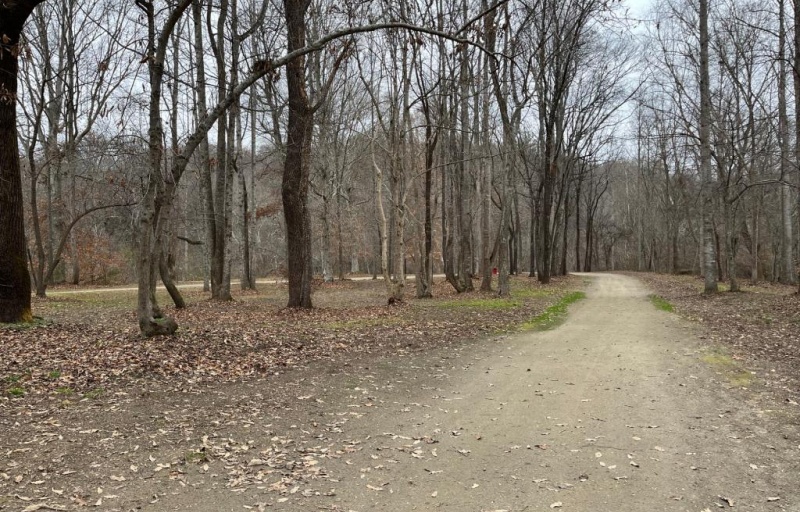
[177,235,203,245]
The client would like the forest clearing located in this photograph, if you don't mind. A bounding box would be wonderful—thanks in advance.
[3,0,800,508]
[2,273,800,511]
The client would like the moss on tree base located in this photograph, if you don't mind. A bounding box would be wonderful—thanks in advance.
[140,315,178,337]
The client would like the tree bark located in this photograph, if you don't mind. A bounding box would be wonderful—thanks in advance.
[699,0,718,294]
[457,19,474,292]
[480,71,494,289]
[135,0,192,336]
[283,0,314,308]
[778,0,795,284]
[0,0,44,323]
[795,0,800,290]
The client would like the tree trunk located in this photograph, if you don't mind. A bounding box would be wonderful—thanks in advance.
[528,190,537,279]
[0,1,41,323]
[457,23,474,292]
[750,200,760,284]
[135,0,189,336]
[778,0,796,284]
[283,0,314,308]
[699,0,718,294]
[193,0,215,296]
[162,25,186,309]
[442,145,459,290]
[417,96,436,298]
[539,137,556,284]
[795,0,800,290]
[241,158,255,289]
[159,242,186,309]
[724,200,739,292]
[574,180,582,272]
[560,188,570,276]
[480,159,494,290]
[512,191,521,275]
[480,46,494,290]
[497,165,512,297]
[321,194,334,282]
[374,154,402,303]
[209,0,232,301]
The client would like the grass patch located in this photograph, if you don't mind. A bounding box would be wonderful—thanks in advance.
[521,291,586,331]
[83,388,105,400]
[0,317,49,331]
[7,386,25,397]
[55,387,74,395]
[435,297,521,310]
[649,295,674,312]
[184,450,209,464]
[700,348,754,387]
[48,370,62,380]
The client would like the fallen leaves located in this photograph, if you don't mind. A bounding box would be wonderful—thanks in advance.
[3,277,580,397]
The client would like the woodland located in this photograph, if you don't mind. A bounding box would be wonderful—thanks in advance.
[6,2,800,508]
[1,0,799,337]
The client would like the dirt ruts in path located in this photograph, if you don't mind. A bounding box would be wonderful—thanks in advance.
[7,273,798,511]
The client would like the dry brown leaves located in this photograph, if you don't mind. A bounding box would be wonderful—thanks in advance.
[0,276,578,400]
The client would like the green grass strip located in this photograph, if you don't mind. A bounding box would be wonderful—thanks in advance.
[648,294,674,312]
[435,298,521,310]
[521,291,586,331]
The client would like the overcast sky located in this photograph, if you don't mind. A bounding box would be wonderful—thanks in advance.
[624,0,654,18]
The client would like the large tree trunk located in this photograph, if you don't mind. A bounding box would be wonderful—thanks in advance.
[699,0,718,294]
[456,22,474,292]
[241,158,256,289]
[485,2,513,296]
[0,1,41,323]
[574,179,582,272]
[496,163,512,297]
[163,25,186,309]
[560,189,569,276]
[479,46,494,290]
[539,137,556,284]
[209,0,232,301]
[442,144,458,290]
[241,93,257,290]
[416,98,436,299]
[374,154,403,303]
[135,0,190,337]
[778,0,796,285]
[192,0,213,293]
[795,0,800,291]
[283,0,314,308]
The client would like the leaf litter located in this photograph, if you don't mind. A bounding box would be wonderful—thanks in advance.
[0,276,579,510]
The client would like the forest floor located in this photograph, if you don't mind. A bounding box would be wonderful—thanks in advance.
[1,273,800,511]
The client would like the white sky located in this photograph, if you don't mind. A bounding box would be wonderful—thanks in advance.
[624,0,654,18]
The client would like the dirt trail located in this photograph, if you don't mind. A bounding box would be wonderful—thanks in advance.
[4,273,799,511]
